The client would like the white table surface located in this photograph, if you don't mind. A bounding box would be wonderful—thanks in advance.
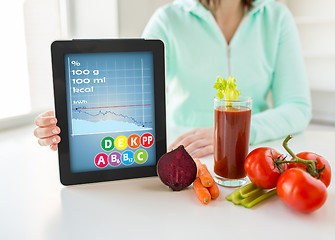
[1,124,335,240]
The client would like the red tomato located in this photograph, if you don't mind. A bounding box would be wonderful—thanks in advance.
[244,147,287,189]
[277,168,327,213]
[288,152,331,188]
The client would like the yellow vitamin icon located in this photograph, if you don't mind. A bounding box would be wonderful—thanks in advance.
[115,135,128,150]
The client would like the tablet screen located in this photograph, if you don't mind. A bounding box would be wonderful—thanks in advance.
[64,51,156,173]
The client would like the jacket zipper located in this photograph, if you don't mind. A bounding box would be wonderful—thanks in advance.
[225,14,249,77]
[227,45,231,76]
[208,8,250,77]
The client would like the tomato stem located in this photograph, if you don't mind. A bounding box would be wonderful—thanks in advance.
[280,135,318,177]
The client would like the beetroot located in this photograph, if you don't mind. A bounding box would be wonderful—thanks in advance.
[157,145,197,191]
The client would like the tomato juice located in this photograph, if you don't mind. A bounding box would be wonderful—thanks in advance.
[214,106,251,179]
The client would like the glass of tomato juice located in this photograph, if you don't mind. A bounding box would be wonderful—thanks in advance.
[214,96,252,187]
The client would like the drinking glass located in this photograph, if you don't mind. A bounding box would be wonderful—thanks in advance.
[214,96,252,187]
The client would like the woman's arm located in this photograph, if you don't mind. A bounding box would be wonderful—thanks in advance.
[250,8,312,145]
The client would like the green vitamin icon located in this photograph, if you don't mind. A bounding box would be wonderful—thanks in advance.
[101,137,114,151]
[134,149,148,164]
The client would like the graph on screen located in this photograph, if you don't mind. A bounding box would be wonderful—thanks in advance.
[65,52,155,135]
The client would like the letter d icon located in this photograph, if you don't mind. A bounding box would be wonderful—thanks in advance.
[101,136,114,151]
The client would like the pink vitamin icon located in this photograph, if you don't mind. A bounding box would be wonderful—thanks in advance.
[94,153,108,168]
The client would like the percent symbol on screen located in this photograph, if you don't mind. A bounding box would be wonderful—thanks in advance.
[71,61,80,66]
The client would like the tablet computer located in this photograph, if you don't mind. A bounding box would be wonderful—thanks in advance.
[51,39,166,185]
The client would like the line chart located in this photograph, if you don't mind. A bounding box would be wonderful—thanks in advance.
[72,107,153,127]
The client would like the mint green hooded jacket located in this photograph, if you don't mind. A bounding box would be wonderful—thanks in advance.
[142,0,311,145]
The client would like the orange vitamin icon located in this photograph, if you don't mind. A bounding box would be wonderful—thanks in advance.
[128,134,141,149]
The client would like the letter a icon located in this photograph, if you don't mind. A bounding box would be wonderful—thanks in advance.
[97,156,106,165]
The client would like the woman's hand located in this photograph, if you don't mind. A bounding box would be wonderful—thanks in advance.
[168,127,214,158]
[34,111,61,151]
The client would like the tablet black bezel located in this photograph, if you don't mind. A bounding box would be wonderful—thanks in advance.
[51,39,166,185]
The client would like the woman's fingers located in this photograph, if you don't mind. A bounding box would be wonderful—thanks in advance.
[185,139,208,154]
[38,135,61,147]
[34,111,57,127]
[175,134,200,149]
[168,129,197,151]
[191,145,214,158]
[50,144,58,151]
[34,126,60,139]
[168,127,214,157]
[34,110,61,150]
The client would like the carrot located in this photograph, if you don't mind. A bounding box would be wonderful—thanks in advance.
[194,158,202,177]
[193,177,211,204]
[208,181,220,200]
[194,158,214,187]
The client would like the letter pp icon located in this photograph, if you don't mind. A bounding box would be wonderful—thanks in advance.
[141,133,154,148]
